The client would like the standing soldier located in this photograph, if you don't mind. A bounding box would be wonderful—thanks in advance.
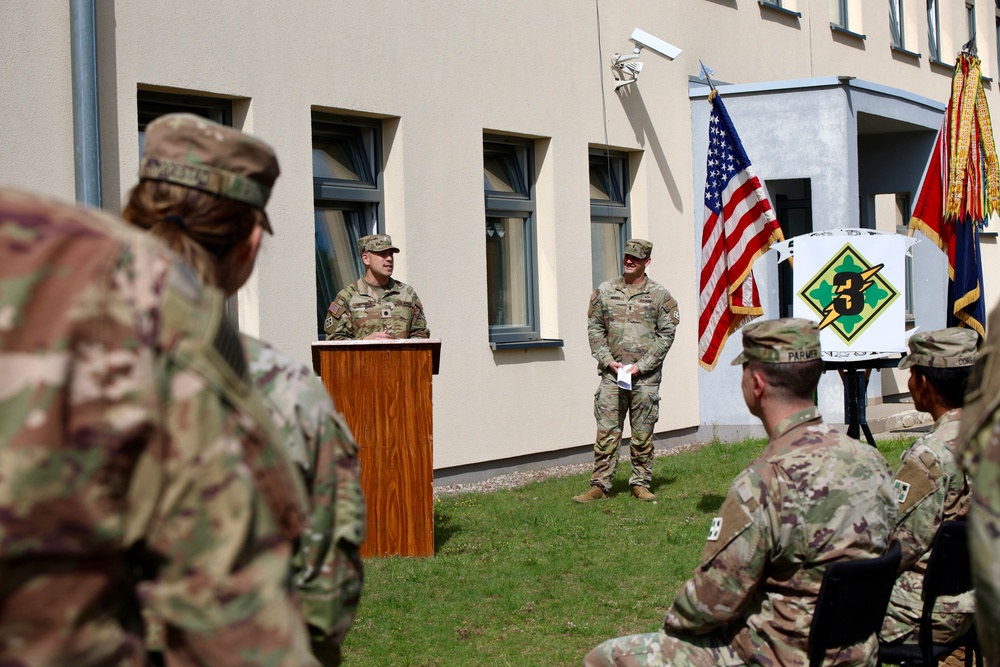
[957,308,1000,665]
[0,186,313,666]
[585,318,897,666]
[881,329,977,654]
[574,239,679,503]
[122,112,366,665]
[324,234,430,340]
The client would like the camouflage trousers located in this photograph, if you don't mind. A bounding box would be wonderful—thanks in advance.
[880,598,974,645]
[970,498,1000,666]
[583,629,746,667]
[590,376,660,492]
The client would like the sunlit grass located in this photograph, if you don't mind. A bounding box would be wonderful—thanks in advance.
[344,436,915,666]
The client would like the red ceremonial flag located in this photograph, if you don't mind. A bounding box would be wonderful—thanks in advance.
[698,91,784,370]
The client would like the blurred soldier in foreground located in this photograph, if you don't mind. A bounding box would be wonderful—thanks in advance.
[881,328,976,653]
[957,309,1000,665]
[584,318,897,667]
[0,186,313,665]
[324,234,429,340]
[574,239,679,503]
[123,113,365,664]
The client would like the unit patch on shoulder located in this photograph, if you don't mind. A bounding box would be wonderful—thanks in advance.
[894,479,911,504]
[324,315,334,330]
[707,517,723,541]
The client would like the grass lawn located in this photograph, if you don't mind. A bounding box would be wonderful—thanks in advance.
[343,436,915,666]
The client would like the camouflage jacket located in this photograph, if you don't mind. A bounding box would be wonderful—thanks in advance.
[663,407,897,667]
[242,335,366,651]
[587,275,679,386]
[325,277,429,340]
[957,305,1000,666]
[0,187,312,667]
[882,409,972,643]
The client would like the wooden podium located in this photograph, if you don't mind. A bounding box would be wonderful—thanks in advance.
[312,339,441,558]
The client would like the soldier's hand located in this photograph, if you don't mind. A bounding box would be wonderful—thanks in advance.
[609,361,623,372]
[363,332,391,340]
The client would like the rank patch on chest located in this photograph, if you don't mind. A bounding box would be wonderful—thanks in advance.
[707,517,723,541]
[894,479,911,504]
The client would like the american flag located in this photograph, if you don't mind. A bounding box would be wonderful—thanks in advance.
[698,92,784,370]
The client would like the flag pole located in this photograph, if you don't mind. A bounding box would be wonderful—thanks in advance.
[699,60,718,100]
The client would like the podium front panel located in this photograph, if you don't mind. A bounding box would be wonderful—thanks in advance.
[315,341,437,557]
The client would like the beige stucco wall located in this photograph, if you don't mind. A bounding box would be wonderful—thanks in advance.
[3,0,999,471]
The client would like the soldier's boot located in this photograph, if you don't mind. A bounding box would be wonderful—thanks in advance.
[572,486,608,503]
[939,646,965,667]
[631,486,656,501]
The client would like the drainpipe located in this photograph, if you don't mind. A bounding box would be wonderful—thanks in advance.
[70,0,102,207]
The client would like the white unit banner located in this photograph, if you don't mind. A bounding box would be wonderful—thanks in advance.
[774,231,913,359]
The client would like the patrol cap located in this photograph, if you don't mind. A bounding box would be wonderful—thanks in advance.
[138,113,279,232]
[731,317,821,365]
[624,239,653,259]
[899,327,979,369]
[359,234,400,254]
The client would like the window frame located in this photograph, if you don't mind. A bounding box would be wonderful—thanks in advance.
[928,0,942,62]
[483,134,540,346]
[832,0,849,28]
[589,148,631,291]
[312,112,384,338]
[889,0,905,48]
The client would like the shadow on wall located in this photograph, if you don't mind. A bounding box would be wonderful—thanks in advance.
[618,86,683,214]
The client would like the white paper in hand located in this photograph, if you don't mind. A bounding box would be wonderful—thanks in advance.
[617,365,633,390]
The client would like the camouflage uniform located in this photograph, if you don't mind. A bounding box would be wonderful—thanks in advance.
[585,319,897,667]
[957,306,1000,665]
[0,186,314,666]
[586,240,679,492]
[325,276,429,340]
[242,335,366,665]
[881,328,977,646]
[324,234,429,341]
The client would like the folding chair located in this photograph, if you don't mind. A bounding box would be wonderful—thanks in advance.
[808,540,902,667]
[878,520,981,667]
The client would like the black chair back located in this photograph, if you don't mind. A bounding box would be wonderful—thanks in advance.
[808,541,903,667]
[918,521,972,660]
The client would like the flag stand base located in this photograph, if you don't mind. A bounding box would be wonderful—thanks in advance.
[825,357,903,447]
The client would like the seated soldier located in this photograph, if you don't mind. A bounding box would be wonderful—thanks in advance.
[584,318,897,667]
[881,328,977,652]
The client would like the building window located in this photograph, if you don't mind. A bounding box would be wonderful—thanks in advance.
[831,0,848,28]
[137,91,232,160]
[483,135,538,345]
[889,0,905,48]
[590,149,630,290]
[928,0,942,61]
[136,90,239,323]
[313,113,382,339]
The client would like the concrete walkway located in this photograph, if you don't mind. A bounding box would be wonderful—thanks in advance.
[831,398,933,438]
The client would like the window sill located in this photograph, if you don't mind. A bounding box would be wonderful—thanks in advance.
[831,24,866,41]
[890,45,921,59]
[490,338,564,351]
[930,58,952,70]
[758,1,801,18]
[981,231,998,238]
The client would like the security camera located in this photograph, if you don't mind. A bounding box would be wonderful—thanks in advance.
[629,28,682,61]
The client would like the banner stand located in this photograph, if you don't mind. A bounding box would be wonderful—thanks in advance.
[824,356,902,447]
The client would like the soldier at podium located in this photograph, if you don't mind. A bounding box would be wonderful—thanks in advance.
[324,234,430,340]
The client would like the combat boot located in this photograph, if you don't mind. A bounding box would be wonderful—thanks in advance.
[572,486,608,503]
[631,486,656,501]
